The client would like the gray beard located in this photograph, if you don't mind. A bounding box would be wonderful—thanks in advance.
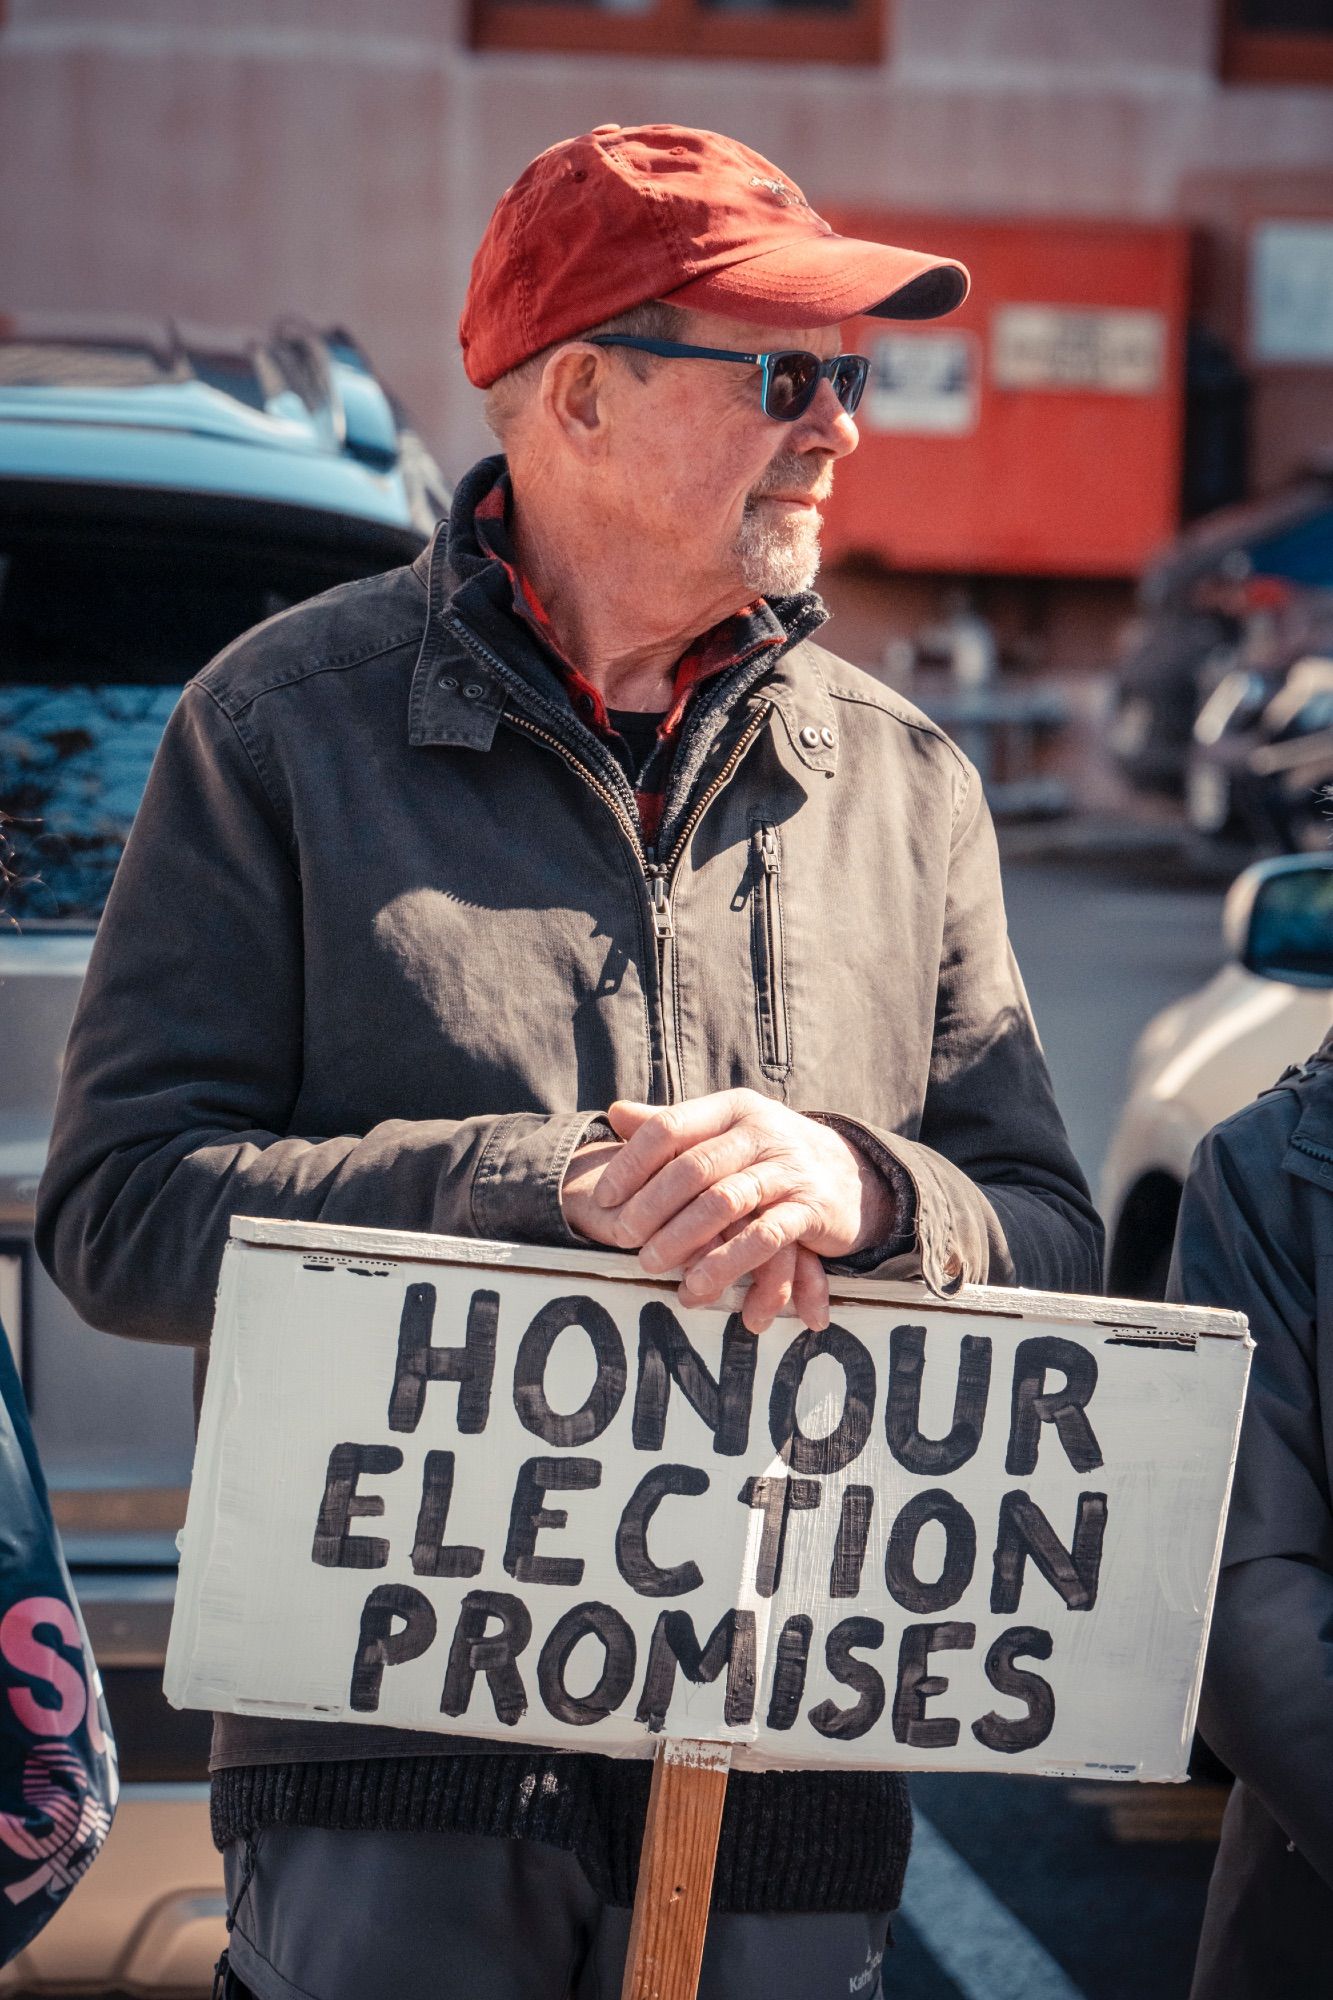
[735,504,824,596]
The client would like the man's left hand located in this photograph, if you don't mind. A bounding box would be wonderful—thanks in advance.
[589,1089,897,1331]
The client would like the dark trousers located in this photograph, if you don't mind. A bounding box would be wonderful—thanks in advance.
[1191,1781,1333,2000]
[223,1827,892,2000]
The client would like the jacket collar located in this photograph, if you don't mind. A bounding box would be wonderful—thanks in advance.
[760,641,840,779]
[408,524,509,753]
[406,462,837,775]
[1276,1025,1333,1185]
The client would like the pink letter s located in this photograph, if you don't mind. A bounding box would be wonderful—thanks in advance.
[0,1599,87,1737]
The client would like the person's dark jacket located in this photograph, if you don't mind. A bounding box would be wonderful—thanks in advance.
[36,456,1101,1914]
[1168,1030,1333,1999]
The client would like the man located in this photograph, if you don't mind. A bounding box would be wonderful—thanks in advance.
[1169,1038,1333,1999]
[37,125,1101,1999]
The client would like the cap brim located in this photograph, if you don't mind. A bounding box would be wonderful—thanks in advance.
[662,235,970,327]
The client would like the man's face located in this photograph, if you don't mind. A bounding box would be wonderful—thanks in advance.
[598,307,860,603]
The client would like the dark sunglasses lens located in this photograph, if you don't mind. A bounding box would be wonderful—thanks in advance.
[764,352,820,421]
[832,356,869,415]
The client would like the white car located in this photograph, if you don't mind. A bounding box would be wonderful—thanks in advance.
[1102,854,1333,1301]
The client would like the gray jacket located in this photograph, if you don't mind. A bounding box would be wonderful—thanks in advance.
[1169,1034,1333,2000]
[36,468,1101,1778]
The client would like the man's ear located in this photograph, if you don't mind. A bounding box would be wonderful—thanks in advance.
[538,344,613,460]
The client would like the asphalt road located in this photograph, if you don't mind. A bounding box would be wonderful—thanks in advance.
[888,851,1230,2000]
[1003,852,1230,1193]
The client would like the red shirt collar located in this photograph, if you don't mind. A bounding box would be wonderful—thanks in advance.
[471,472,781,740]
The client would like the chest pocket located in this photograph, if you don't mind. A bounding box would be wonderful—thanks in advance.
[750,818,791,1082]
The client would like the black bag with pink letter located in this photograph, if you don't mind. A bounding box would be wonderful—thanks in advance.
[0,1318,117,1963]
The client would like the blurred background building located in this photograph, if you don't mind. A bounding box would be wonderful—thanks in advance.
[2,0,1332,662]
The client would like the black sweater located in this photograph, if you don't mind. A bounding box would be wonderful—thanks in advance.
[211,1753,912,1914]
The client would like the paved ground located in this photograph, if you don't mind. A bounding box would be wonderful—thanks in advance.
[888,850,1230,2000]
[1002,846,1230,1182]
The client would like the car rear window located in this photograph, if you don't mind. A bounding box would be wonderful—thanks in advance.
[1,527,407,922]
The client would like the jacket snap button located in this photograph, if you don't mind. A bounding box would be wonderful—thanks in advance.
[438,674,458,690]
[820,726,835,747]
[462,683,484,700]
[799,724,820,748]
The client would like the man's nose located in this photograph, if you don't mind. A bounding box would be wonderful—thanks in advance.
[795,377,859,459]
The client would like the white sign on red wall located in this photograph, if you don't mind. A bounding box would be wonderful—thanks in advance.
[865,333,978,435]
[991,306,1166,394]
[1251,220,1333,365]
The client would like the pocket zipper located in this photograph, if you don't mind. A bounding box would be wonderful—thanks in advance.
[753,823,790,1074]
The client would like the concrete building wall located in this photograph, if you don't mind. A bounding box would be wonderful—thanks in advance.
[1,0,1330,501]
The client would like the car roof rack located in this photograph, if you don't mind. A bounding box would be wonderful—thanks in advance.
[268,316,399,472]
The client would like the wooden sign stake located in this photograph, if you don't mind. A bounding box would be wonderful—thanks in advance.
[621,1737,732,2000]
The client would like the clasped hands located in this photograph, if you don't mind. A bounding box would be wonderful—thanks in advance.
[560,1088,896,1335]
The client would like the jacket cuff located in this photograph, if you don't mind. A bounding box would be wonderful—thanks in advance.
[810,1113,997,1297]
[467,1111,610,1247]
[810,1111,918,1269]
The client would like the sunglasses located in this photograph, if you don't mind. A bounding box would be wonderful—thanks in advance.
[585,335,870,424]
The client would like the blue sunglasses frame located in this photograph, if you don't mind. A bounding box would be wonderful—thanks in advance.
[584,335,869,423]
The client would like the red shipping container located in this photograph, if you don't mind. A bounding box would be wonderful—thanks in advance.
[818,211,1190,579]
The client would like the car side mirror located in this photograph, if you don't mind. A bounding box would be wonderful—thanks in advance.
[1224,855,1333,988]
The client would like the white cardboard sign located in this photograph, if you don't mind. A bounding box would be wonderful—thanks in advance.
[165,1219,1250,1783]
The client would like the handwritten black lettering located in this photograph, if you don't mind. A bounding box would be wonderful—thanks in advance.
[635,1609,757,1733]
[503,1457,601,1588]
[973,1625,1056,1753]
[769,1326,876,1475]
[387,1285,498,1436]
[738,1474,821,1598]
[312,1442,403,1570]
[632,1303,756,1456]
[1006,1337,1103,1476]
[809,1617,886,1741]
[990,1490,1108,1614]
[615,1465,709,1597]
[885,1489,976,1616]
[439,1590,532,1727]
[765,1615,813,1731]
[887,1326,992,1475]
[828,1485,874,1600]
[891,1621,976,1749]
[537,1602,637,1727]
[349,1583,436,1712]
[513,1297,626,1448]
[410,1450,483,1579]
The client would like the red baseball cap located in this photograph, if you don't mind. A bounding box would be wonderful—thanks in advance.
[460,123,970,389]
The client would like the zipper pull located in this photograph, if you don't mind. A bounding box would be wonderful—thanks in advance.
[759,826,779,875]
[646,865,674,943]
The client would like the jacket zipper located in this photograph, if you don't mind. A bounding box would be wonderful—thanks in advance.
[645,866,674,943]
[503,711,646,862]
[502,699,773,1096]
[751,823,790,1074]
[658,703,773,879]
[1292,1134,1333,1166]
[505,700,772,939]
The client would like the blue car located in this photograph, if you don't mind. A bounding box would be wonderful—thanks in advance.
[0,315,449,1995]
